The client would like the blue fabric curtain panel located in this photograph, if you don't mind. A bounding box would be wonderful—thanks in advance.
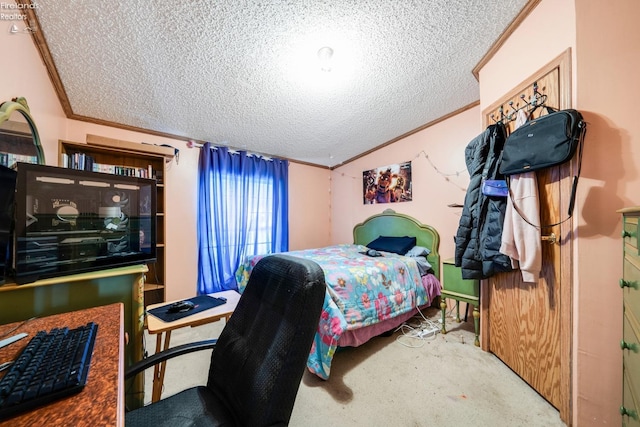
[197,144,289,293]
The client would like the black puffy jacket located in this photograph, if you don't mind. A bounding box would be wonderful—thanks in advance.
[454,123,512,280]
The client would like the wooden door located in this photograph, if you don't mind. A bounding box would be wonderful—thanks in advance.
[481,50,573,423]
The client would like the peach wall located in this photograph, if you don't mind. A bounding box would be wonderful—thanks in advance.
[288,162,331,250]
[331,106,481,259]
[0,18,330,302]
[574,1,640,425]
[478,0,576,109]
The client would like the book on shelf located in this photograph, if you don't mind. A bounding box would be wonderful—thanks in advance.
[61,152,95,171]
[62,151,154,178]
[0,152,38,168]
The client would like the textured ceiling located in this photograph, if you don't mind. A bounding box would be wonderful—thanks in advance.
[31,0,529,168]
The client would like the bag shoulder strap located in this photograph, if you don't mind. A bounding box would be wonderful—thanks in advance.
[528,104,556,118]
[506,118,587,229]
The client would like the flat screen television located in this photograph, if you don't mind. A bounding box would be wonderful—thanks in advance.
[11,163,156,284]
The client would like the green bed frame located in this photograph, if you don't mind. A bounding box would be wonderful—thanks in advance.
[352,209,441,279]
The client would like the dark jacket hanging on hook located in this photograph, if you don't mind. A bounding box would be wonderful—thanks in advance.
[454,123,512,279]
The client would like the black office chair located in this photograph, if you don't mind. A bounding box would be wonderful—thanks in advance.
[125,254,326,427]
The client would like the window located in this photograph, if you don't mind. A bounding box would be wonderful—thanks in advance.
[197,146,288,293]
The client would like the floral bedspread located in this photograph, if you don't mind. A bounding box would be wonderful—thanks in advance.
[234,244,433,379]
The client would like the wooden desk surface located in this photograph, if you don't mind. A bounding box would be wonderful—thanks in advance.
[146,290,240,334]
[0,303,124,427]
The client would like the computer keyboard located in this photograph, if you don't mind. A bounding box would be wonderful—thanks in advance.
[0,322,98,420]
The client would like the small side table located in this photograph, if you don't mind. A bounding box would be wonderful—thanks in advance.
[440,258,480,346]
[145,290,240,402]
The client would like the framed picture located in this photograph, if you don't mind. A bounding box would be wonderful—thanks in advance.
[363,161,412,204]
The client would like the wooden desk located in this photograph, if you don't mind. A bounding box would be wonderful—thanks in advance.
[0,265,147,409]
[0,303,124,427]
[146,290,240,402]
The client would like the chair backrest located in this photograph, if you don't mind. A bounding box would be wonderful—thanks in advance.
[207,254,326,426]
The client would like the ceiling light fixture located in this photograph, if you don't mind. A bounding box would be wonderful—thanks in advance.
[317,46,334,72]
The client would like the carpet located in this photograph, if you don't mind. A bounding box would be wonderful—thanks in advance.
[139,306,566,427]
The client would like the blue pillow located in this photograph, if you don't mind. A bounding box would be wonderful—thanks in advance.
[366,236,417,255]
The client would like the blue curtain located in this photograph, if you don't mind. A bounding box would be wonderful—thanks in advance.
[197,144,289,293]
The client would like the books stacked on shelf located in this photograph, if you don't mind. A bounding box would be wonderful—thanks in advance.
[0,152,38,168]
[61,152,94,171]
[92,163,153,178]
[61,152,154,179]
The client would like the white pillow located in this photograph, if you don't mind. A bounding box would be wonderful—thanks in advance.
[413,256,433,275]
[405,245,430,258]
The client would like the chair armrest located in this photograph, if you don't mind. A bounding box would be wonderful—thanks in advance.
[125,339,218,380]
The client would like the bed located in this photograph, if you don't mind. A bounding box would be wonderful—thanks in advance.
[234,209,441,379]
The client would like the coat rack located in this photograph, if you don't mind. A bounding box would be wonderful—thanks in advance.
[490,82,548,125]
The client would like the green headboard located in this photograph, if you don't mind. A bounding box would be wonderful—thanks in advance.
[353,209,441,278]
